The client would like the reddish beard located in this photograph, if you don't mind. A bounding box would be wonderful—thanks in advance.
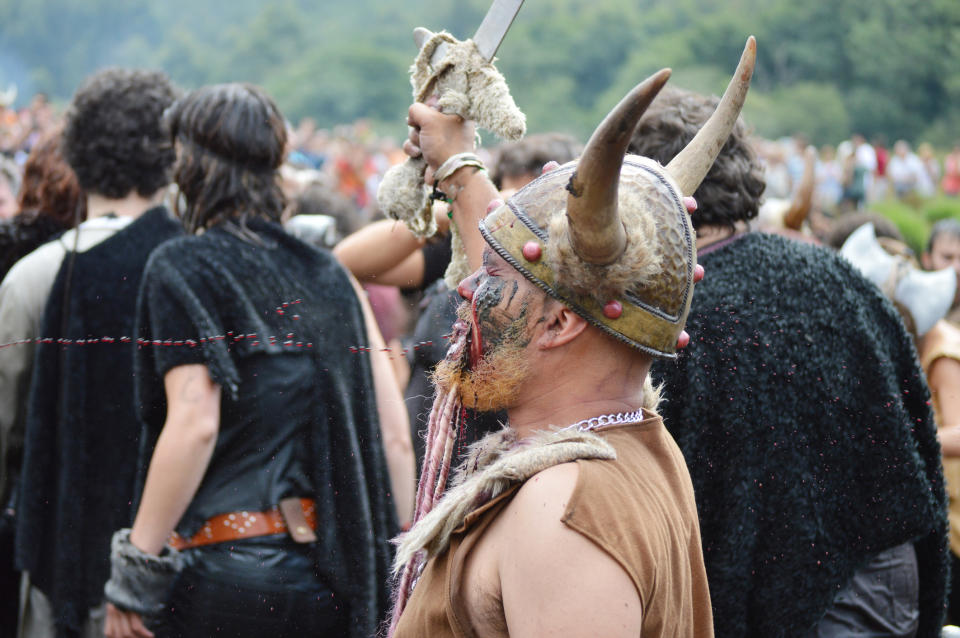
[433,302,531,411]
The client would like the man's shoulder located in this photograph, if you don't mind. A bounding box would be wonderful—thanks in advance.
[508,461,580,521]
[705,232,866,288]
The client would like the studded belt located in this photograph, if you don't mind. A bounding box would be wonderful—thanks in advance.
[169,497,318,550]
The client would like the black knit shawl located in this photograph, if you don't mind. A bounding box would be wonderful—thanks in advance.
[652,232,948,637]
[132,219,396,638]
[15,207,183,636]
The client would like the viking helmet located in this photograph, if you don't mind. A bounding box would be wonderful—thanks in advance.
[478,37,756,358]
[841,222,957,337]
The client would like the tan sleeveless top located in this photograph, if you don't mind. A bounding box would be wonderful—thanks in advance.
[921,319,960,555]
[394,414,714,637]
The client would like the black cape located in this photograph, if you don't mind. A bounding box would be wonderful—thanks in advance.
[133,219,396,638]
[15,207,183,636]
[652,232,948,637]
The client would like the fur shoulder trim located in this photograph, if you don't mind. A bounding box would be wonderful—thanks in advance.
[393,427,616,572]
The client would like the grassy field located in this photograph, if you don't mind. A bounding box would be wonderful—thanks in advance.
[870,195,960,255]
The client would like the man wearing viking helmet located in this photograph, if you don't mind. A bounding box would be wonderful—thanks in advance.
[384,37,757,638]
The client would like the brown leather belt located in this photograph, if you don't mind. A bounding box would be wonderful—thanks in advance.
[169,497,318,550]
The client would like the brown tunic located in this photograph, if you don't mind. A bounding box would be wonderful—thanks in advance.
[921,319,960,556]
[394,414,714,637]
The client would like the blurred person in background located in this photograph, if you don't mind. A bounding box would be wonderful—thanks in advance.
[815,145,843,214]
[888,140,935,199]
[871,134,889,202]
[633,88,947,637]
[490,132,582,197]
[942,143,960,197]
[923,219,960,326]
[103,83,411,638]
[0,156,20,219]
[5,68,182,638]
[918,143,941,192]
[0,126,86,638]
[0,128,86,281]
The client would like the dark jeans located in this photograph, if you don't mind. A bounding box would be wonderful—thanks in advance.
[811,542,919,637]
[950,552,960,625]
[152,535,348,638]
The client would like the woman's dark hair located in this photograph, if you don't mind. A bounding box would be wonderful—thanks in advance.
[63,68,177,198]
[165,83,287,233]
[629,87,765,232]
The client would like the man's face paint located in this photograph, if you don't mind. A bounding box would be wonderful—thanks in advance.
[434,248,545,410]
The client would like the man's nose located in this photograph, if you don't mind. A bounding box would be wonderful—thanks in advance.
[457,270,481,301]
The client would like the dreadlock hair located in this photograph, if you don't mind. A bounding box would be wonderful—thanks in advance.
[628,87,765,233]
[165,83,287,234]
[63,68,178,198]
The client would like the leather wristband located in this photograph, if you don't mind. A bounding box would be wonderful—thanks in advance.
[103,528,183,616]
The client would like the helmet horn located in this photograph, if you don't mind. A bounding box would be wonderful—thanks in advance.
[666,36,756,196]
[565,68,671,265]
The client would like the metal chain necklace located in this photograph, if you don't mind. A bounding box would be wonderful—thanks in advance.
[561,409,646,433]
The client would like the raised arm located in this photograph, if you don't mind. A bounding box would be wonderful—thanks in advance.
[334,218,428,286]
[348,273,415,525]
[405,102,500,272]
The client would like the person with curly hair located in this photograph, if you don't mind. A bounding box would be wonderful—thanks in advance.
[102,83,410,638]
[0,68,182,638]
[631,88,947,636]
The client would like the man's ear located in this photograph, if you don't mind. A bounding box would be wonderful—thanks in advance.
[536,304,588,350]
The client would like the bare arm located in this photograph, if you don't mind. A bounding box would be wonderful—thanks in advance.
[129,364,221,554]
[930,357,960,457]
[334,219,427,286]
[499,463,643,637]
[349,274,415,525]
[107,364,220,638]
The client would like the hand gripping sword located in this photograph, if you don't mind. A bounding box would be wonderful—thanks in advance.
[376,0,526,287]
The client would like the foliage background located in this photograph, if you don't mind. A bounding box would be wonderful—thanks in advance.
[2,0,960,146]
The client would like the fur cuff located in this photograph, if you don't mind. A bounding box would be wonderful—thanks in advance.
[103,529,182,616]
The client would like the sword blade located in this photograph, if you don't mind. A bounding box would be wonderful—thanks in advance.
[413,0,524,69]
[472,0,524,61]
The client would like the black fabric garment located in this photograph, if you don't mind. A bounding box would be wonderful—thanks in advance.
[152,536,348,638]
[134,218,396,638]
[0,212,65,283]
[163,354,315,538]
[811,542,919,637]
[404,281,504,471]
[14,207,183,636]
[651,232,948,638]
[417,234,453,292]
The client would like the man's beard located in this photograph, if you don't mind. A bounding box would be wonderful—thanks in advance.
[432,302,530,411]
